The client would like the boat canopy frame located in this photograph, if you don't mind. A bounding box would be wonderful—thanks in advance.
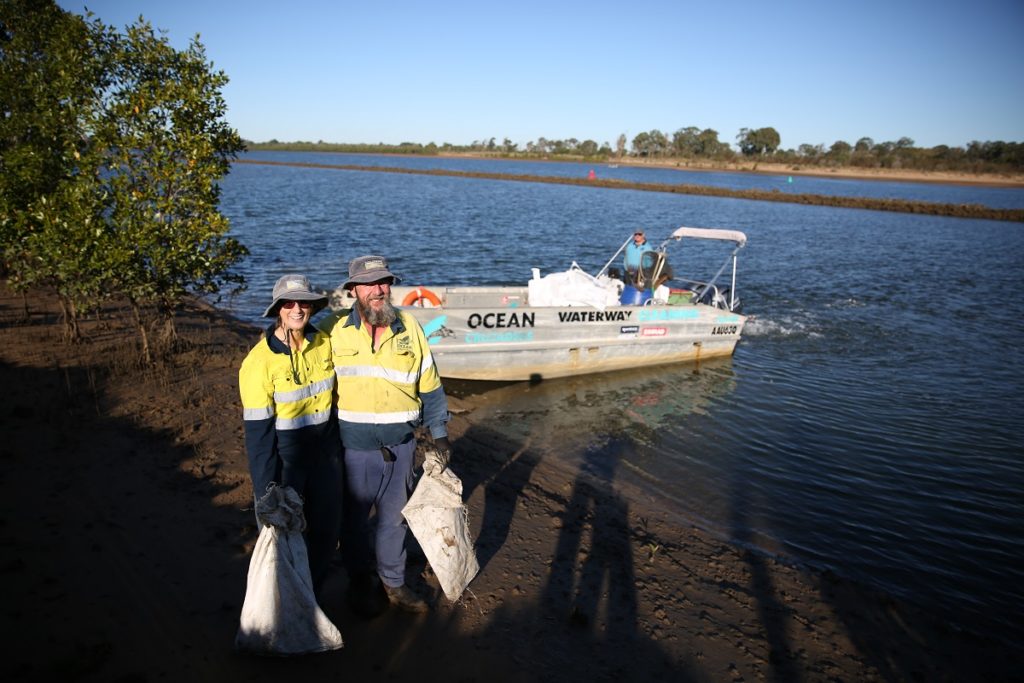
[596,225,747,310]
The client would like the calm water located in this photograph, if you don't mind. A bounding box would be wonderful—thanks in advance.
[219,153,1024,652]
[243,149,1024,209]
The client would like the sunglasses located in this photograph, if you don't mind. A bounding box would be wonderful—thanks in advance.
[280,300,313,310]
[634,232,644,236]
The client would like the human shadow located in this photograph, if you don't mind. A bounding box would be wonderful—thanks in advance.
[541,434,637,638]
[455,425,542,572]
[729,469,801,682]
[453,420,695,681]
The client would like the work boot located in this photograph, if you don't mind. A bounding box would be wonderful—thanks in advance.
[384,583,429,613]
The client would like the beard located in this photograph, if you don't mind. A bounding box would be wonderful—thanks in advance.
[356,292,398,327]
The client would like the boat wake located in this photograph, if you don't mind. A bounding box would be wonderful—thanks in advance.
[742,314,821,339]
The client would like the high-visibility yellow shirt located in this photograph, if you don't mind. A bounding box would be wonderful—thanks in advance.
[320,308,448,450]
[238,325,337,496]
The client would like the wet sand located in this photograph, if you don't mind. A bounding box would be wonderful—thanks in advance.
[1,284,1015,681]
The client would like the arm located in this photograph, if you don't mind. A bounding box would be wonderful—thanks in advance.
[409,315,450,439]
[421,384,449,440]
[239,349,278,498]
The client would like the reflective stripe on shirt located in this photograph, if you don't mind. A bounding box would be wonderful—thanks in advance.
[243,406,275,421]
[335,364,419,385]
[276,407,333,430]
[419,353,434,374]
[274,375,336,404]
[338,408,421,424]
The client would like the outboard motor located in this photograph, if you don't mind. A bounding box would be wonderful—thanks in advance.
[695,285,741,312]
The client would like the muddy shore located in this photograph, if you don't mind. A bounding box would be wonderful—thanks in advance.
[1,284,1017,681]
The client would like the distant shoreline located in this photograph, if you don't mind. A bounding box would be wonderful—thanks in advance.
[438,152,1024,189]
[244,146,1024,189]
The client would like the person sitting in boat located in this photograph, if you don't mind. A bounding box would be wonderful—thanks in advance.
[623,230,655,286]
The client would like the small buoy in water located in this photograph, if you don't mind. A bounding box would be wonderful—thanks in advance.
[787,176,793,183]
[587,169,596,180]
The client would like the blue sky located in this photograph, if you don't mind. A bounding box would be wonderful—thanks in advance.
[57,0,1024,150]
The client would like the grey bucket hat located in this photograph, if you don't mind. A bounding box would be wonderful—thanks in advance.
[263,273,328,317]
[341,255,401,290]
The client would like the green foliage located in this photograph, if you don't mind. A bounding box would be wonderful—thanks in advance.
[94,19,246,316]
[737,127,781,157]
[673,127,730,159]
[0,1,246,349]
[632,129,669,158]
[0,0,109,290]
[826,140,852,165]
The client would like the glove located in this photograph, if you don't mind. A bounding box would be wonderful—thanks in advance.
[431,436,452,471]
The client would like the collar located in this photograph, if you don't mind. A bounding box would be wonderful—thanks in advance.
[264,322,318,354]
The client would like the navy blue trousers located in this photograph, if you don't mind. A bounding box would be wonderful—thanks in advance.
[341,439,416,588]
[275,424,343,593]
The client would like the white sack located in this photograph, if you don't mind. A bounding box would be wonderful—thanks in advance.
[235,485,343,655]
[527,262,622,309]
[402,451,480,602]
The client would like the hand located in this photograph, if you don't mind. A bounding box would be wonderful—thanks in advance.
[431,437,452,471]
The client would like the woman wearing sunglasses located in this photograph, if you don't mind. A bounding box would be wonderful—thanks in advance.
[238,273,342,598]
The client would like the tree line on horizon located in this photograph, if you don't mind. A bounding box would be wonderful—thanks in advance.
[251,127,1024,175]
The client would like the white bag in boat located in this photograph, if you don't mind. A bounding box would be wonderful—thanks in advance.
[402,449,480,601]
[235,484,343,655]
[527,262,621,309]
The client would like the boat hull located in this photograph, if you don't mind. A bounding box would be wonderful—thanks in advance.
[382,286,745,381]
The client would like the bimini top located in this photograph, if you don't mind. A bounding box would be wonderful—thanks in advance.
[670,226,747,247]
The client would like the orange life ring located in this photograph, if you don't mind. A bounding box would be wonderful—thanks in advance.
[401,287,442,307]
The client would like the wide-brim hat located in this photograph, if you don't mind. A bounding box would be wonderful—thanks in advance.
[342,255,401,290]
[263,273,328,317]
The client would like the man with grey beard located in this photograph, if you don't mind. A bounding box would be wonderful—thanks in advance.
[319,255,451,615]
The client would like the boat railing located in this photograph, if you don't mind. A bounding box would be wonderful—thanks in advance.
[596,235,635,278]
[699,284,727,310]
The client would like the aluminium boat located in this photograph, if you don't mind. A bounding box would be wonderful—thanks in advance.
[333,226,748,382]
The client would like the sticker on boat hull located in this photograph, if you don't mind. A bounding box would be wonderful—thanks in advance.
[465,330,535,344]
[641,327,667,337]
[637,308,700,322]
[422,315,455,345]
